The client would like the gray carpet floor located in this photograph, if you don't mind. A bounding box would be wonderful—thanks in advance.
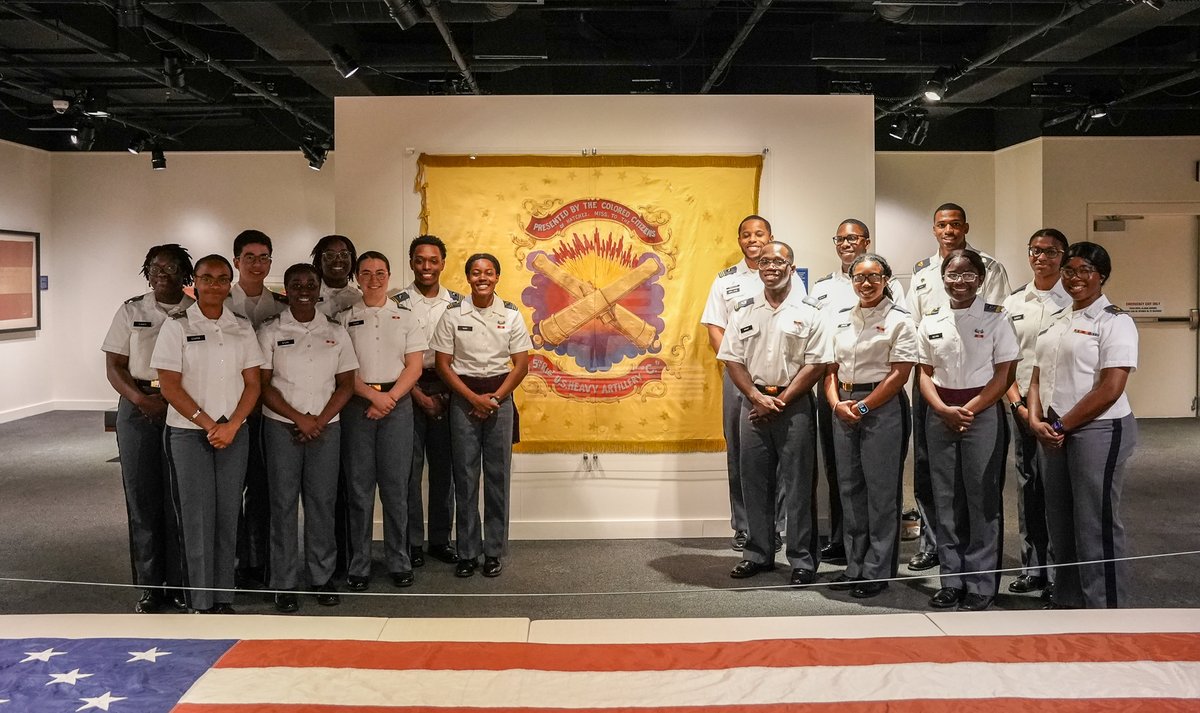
[1,411,1197,619]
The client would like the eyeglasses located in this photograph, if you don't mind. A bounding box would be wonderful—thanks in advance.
[851,273,886,285]
[944,272,980,284]
[757,258,793,268]
[321,250,352,262]
[1028,247,1063,259]
[831,235,865,245]
[146,264,179,277]
[357,270,389,281]
[1060,265,1098,279]
[239,254,272,266]
[196,275,232,287]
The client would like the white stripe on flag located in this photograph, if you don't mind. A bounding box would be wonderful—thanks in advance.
[181,660,1200,707]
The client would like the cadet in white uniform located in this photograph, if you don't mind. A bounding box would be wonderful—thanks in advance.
[431,253,531,579]
[823,253,917,598]
[312,234,363,318]
[338,251,426,590]
[701,216,805,552]
[259,263,359,612]
[151,254,264,613]
[402,235,462,567]
[808,219,906,566]
[718,241,827,585]
[1002,229,1072,597]
[917,249,1019,612]
[101,244,194,613]
[905,203,1011,572]
[1028,242,1138,610]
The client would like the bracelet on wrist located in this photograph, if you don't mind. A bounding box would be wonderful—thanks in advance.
[189,408,203,421]
[1010,399,1026,411]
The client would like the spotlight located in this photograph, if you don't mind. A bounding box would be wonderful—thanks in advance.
[383,0,423,30]
[69,120,96,150]
[150,146,166,170]
[81,90,109,118]
[127,134,147,155]
[1143,0,1164,10]
[908,115,930,146]
[1086,104,1109,119]
[116,0,143,28]
[923,68,950,102]
[162,54,186,90]
[329,45,360,79]
[300,135,330,171]
[888,114,910,141]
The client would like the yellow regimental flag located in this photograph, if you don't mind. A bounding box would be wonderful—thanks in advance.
[417,154,763,453]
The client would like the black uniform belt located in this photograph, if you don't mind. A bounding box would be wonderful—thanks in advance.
[753,384,786,396]
[134,379,161,394]
[839,381,880,392]
[418,368,448,395]
[936,385,984,407]
[366,381,396,392]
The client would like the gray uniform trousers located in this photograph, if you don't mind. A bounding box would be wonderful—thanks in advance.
[1040,413,1137,609]
[832,388,910,582]
[816,394,844,547]
[115,396,181,588]
[263,418,341,590]
[410,386,455,549]
[449,393,514,561]
[910,372,937,554]
[341,394,414,576]
[738,393,819,570]
[926,402,1007,597]
[1010,412,1053,580]
[235,410,270,572]
[163,425,248,611]
[723,371,786,535]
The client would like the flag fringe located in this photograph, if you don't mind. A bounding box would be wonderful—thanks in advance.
[515,439,726,454]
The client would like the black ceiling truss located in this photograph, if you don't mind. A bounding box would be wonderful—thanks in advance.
[0,0,1198,154]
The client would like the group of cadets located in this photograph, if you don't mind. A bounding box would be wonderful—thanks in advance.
[704,204,1139,611]
[103,231,529,614]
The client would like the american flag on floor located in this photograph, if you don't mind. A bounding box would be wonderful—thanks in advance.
[2,633,1199,712]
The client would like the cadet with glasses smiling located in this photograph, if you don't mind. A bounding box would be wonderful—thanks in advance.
[311,234,362,318]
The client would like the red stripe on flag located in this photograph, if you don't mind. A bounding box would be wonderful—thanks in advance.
[213,633,1200,672]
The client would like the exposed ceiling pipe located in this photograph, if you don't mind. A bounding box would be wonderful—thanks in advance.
[142,3,226,25]
[875,3,1063,26]
[1112,66,1200,106]
[0,76,177,144]
[700,0,772,94]
[418,0,480,94]
[307,1,517,24]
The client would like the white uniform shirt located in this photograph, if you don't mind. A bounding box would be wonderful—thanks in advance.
[227,282,288,329]
[700,259,808,331]
[318,282,362,318]
[810,269,906,316]
[101,292,195,381]
[907,245,1011,325]
[1003,280,1072,394]
[430,296,533,378]
[917,299,1020,389]
[716,288,829,386]
[337,295,428,384]
[258,310,359,423]
[1034,295,1138,420]
[829,299,918,384]
[149,303,265,430]
[401,282,462,369]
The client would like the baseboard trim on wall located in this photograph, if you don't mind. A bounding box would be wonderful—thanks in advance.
[372,519,738,541]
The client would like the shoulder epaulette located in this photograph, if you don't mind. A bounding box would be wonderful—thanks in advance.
[1051,307,1068,317]
[390,294,411,310]
[814,272,834,284]
[271,291,289,303]
[802,296,823,310]
[913,258,930,273]
[503,300,518,311]
[448,290,462,301]
[837,306,853,313]
[261,314,280,325]
[232,311,248,321]
[718,265,737,278]
[326,315,339,324]
[1104,304,1126,315]
[980,254,995,266]
[925,306,941,316]
[448,300,462,309]
[984,303,1004,313]
[735,297,755,311]
[1011,283,1028,296]
[125,294,145,304]
[889,305,911,315]
[170,311,188,320]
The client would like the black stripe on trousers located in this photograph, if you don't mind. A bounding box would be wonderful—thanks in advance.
[1102,418,1123,608]
[161,428,193,609]
[891,392,912,578]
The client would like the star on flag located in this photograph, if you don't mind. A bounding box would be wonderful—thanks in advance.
[126,647,171,663]
[76,691,126,711]
[20,647,67,663]
[46,669,94,686]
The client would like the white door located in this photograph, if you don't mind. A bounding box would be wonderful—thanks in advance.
[1089,211,1199,418]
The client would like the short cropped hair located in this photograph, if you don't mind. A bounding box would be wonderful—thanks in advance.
[1064,241,1112,284]
[738,214,772,234]
[233,229,272,257]
[934,203,967,222]
[409,234,447,259]
[465,253,501,277]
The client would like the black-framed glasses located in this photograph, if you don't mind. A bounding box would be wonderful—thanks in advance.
[944,272,980,284]
[851,273,886,285]
[146,264,179,277]
[831,235,865,245]
[321,250,352,262]
[757,258,793,269]
[1028,247,1063,259]
[1060,265,1098,279]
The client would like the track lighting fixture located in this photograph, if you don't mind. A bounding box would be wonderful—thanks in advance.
[300,135,330,171]
[888,115,910,141]
[81,90,109,118]
[383,0,423,30]
[69,120,96,150]
[162,54,186,90]
[151,146,166,170]
[888,112,929,145]
[127,134,147,155]
[923,68,950,102]
[329,45,360,79]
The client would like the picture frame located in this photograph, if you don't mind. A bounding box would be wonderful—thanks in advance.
[0,229,41,333]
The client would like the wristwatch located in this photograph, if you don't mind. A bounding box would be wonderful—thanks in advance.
[856,402,870,416]
[1050,419,1066,434]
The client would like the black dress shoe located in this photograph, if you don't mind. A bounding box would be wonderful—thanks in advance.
[1008,574,1046,593]
[790,568,816,586]
[346,575,369,592]
[170,594,189,612]
[235,567,266,590]
[730,560,773,578]
[135,589,164,614]
[391,570,414,588]
[929,586,964,608]
[455,559,477,578]
[315,581,340,606]
[957,593,994,612]
[774,533,783,553]
[410,546,426,568]
[208,603,236,614]
[274,592,299,613]
[1042,600,1076,610]
[852,581,889,599]
[482,557,503,577]
[828,573,858,591]
[820,541,848,565]
[428,543,458,564]
[731,531,748,552]
[908,551,940,571]
[1040,582,1056,601]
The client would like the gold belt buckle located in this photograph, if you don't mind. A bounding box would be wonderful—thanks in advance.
[764,385,779,395]
[369,383,382,391]
[840,381,852,391]
[149,379,161,389]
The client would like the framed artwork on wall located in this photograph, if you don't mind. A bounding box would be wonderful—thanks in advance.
[0,229,41,333]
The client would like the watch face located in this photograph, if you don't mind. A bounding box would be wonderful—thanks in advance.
[857,403,869,415]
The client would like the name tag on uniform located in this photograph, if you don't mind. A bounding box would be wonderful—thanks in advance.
[348,319,365,327]
[457,325,473,332]
[277,339,295,346]
[838,322,851,329]
[1012,314,1025,321]
[133,321,152,327]
[725,286,740,295]
[1073,328,1098,336]
[929,332,943,340]
[186,335,205,342]
[916,283,928,291]
[739,325,753,334]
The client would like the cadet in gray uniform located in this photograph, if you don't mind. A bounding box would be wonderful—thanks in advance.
[431,253,531,579]
[702,216,805,552]
[259,263,359,612]
[402,235,462,567]
[152,254,264,613]
[1029,242,1138,610]
[809,219,906,565]
[1002,229,1072,597]
[101,244,194,613]
[906,203,1011,572]
[917,249,1019,612]
[718,241,828,585]
[823,253,917,598]
[338,251,426,591]
[227,229,288,588]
